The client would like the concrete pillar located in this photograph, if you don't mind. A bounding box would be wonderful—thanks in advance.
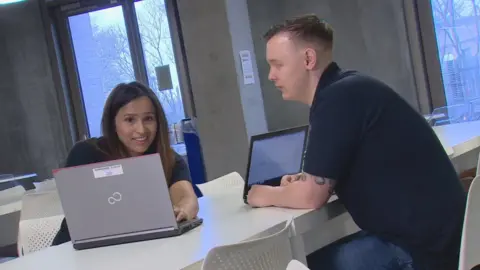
[176,0,268,180]
[0,0,68,180]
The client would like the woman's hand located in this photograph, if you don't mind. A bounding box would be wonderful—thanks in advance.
[173,205,197,222]
[170,181,199,222]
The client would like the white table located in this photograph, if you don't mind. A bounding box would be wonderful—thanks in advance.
[433,121,480,172]
[2,187,356,270]
[433,121,480,158]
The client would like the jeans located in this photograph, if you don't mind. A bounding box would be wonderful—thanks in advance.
[306,231,416,270]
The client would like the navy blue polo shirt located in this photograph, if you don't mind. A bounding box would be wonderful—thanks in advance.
[303,62,466,269]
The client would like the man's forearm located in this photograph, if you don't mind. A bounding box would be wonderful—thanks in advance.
[265,183,329,209]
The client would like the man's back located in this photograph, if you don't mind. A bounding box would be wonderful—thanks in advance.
[308,65,466,269]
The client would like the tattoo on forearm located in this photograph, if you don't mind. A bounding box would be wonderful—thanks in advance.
[299,172,336,195]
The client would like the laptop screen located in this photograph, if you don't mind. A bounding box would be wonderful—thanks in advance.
[247,130,306,186]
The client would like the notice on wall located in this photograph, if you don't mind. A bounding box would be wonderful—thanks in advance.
[239,50,255,85]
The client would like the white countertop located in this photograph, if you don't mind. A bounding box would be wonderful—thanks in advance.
[2,188,346,270]
[433,120,480,158]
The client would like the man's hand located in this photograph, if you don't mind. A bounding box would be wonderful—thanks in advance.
[247,185,276,207]
[247,173,335,209]
[280,173,303,186]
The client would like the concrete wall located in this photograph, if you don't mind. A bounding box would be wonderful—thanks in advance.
[225,0,268,138]
[176,0,268,180]
[248,0,310,131]
[247,0,419,131]
[0,0,69,180]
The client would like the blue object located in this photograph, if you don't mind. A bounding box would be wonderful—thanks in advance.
[182,118,206,197]
[307,231,415,269]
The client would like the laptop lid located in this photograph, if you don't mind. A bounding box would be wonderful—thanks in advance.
[243,125,309,203]
[53,154,178,242]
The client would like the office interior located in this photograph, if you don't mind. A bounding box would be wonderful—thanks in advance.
[1,0,480,268]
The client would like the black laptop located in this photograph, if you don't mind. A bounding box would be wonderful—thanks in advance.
[243,125,309,204]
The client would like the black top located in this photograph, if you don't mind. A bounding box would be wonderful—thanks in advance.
[51,137,191,246]
[303,62,466,269]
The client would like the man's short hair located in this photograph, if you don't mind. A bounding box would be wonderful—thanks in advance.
[264,14,333,49]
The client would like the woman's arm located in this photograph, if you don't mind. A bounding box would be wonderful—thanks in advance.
[169,180,199,221]
[168,152,199,221]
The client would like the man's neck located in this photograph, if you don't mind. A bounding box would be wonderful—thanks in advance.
[305,60,333,106]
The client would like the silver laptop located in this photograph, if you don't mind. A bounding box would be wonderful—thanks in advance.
[53,154,203,250]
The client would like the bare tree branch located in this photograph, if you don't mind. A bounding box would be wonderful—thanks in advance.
[91,0,184,124]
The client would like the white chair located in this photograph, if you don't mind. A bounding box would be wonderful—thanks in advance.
[17,190,64,256]
[197,172,244,196]
[0,185,26,222]
[459,175,480,270]
[0,186,25,253]
[0,186,25,205]
[33,178,57,192]
[287,259,310,270]
[201,218,294,270]
[476,152,480,177]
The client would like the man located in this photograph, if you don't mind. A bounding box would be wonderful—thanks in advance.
[247,15,466,270]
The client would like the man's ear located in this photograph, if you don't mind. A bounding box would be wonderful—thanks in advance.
[304,48,317,70]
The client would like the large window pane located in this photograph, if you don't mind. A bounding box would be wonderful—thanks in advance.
[134,0,186,125]
[69,6,135,137]
[431,0,480,121]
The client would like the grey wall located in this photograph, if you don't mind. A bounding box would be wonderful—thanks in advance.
[0,0,68,180]
[176,0,268,181]
[248,0,310,132]
[248,0,419,131]
[225,0,268,138]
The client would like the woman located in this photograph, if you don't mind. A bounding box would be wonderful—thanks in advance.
[52,81,199,245]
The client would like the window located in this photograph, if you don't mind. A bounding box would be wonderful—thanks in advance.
[430,0,480,122]
[55,0,190,142]
[135,0,185,125]
[69,6,135,137]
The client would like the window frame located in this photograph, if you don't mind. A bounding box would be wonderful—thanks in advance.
[415,0,450,110]
[45,0,194,142]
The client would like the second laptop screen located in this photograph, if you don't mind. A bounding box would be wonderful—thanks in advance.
[247,131,306,185]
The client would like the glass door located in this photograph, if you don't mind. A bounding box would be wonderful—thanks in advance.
[68,6,135,137]
[430,0,480,121]
[134,0,185,126]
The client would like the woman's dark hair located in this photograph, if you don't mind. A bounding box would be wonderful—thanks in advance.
[100,81,175,182]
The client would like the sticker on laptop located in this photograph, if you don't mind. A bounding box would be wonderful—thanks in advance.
[93,165,124,179]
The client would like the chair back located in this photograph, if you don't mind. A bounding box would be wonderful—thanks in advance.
[197,172,244,196]
[0,186,25,204]
[17,190,64,255]
[201,218,294,270]
[286,259,310,270]
[459,175,480,270]
[476,152,480,177]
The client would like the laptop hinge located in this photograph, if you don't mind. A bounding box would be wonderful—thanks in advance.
[75,226,176,244]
